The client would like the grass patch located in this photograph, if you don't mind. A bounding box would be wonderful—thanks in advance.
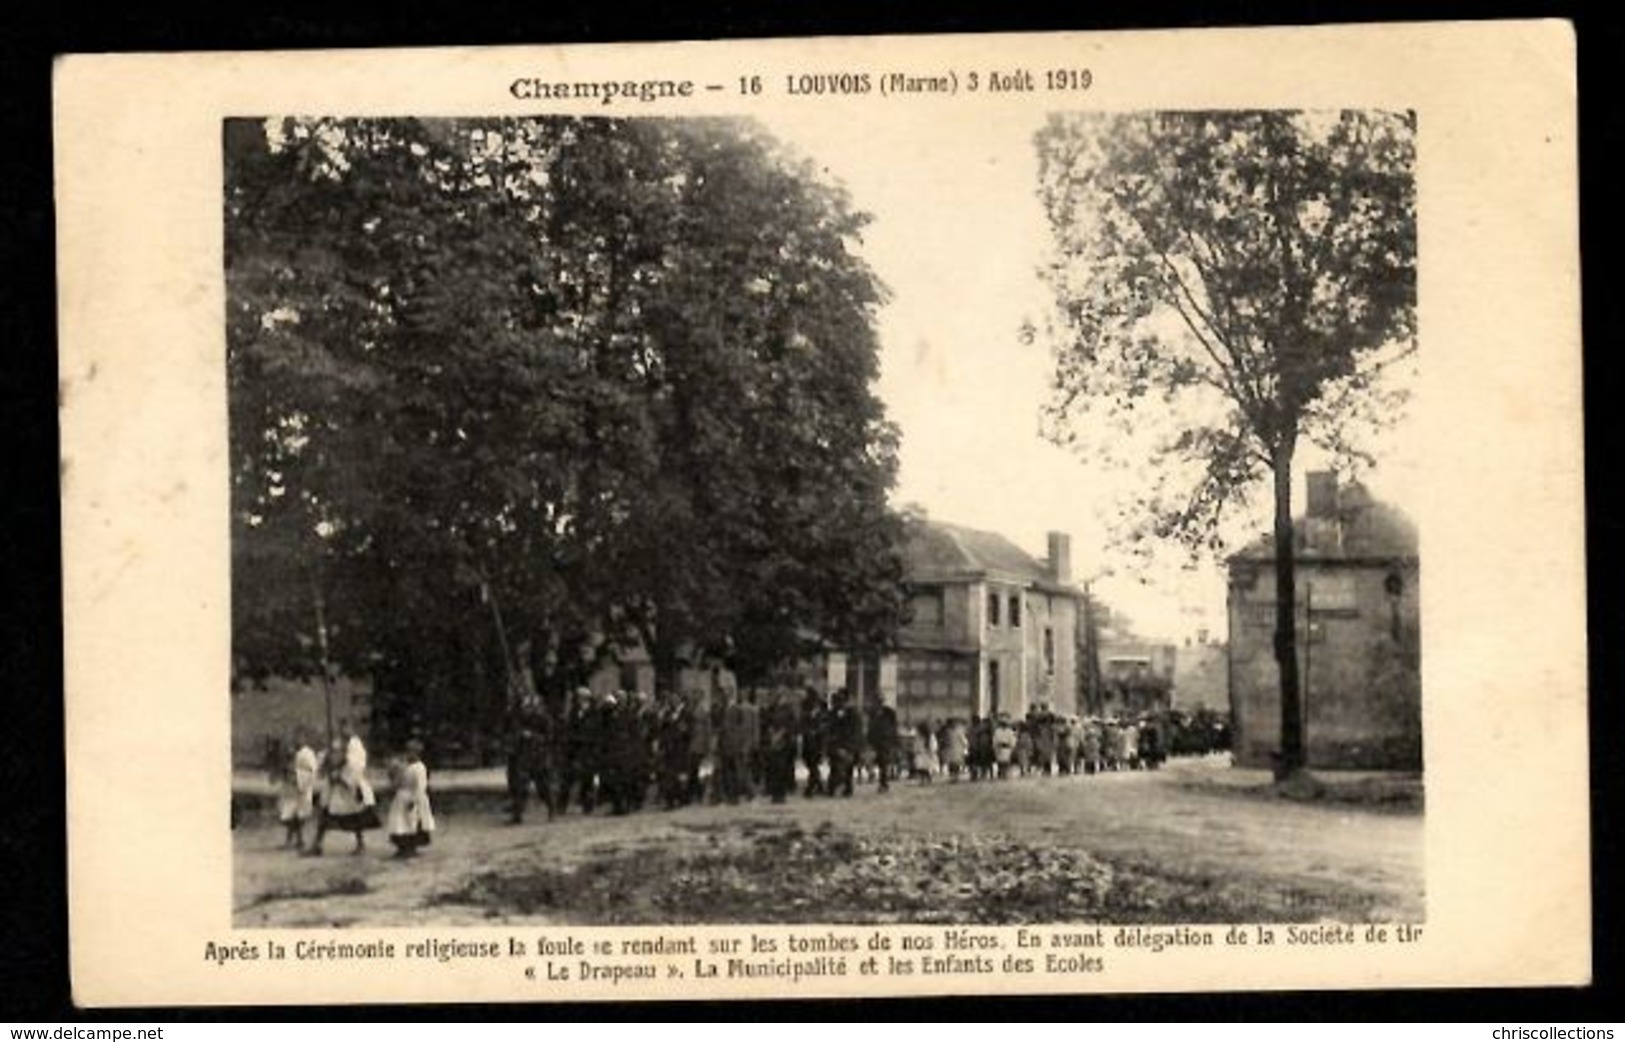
[245,873,371,907]
[1171,769,1423,813]
[1272,771,1423,810]
[428,822,1392,925]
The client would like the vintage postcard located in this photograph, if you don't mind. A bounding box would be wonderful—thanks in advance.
[56,21,1586,1006]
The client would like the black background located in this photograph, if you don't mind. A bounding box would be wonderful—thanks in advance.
[2,0,1617,1023]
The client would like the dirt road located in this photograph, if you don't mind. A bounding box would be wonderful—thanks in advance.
[234,757,1422,927]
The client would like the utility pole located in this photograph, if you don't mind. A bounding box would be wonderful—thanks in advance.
[1080,569,1110,716]
[1302,580,1312,766]
[1082,581,1097,715]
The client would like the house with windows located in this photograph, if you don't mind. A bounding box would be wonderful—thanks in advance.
[1227,472,1421,770]
[1093,639,1176,716]
[824,519,1086,725]
[564,518,1090,727]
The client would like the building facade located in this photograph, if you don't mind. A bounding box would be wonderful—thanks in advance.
[848,520,1085,726]
[1227,473,1421,770]
[1094,639,1176,716]
[1172,637,1229,712]
[548,520,1088,729]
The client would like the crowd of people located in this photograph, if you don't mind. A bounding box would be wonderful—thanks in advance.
[502,687,1198,824]
[254,692,1231,852]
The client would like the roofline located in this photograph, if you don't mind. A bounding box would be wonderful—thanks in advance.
[916,519,1085,587]
[906,571,1085,597]
[1226,553,1421,567]
[906,570,989,584]
[935,523,978,570]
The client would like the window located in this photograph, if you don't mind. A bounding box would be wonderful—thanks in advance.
[909,586,945,627]
[987,590,1001,627]
[988,660,1001,711]
[1306,573,1358,615]
[1043,627,1055,674]
[1009,595,1022,628]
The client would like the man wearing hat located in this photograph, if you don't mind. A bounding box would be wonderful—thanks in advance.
[506,695,555,824]
[686,689,714,805]
[826,689,862,798]
[867,698,899,793]
[799,687,829,797]
[565,686,601,814]
[715,687,748,803]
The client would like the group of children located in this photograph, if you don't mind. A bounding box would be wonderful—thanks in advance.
[274,726,435,859]
[893,711,1169,782]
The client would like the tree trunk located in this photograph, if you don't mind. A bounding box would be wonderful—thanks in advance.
[639,612,679,699]
[650,638,681,699]
[1272,439,1306,778]
[310,577,336,747]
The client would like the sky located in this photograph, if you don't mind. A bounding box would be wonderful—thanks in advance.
[765,108,1421,643]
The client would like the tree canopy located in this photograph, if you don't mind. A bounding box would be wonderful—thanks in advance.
[227,116,906,745]
[1033,110,1416,774]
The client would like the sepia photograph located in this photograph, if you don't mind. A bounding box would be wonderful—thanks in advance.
[55,23,1584,1004]
[225,109,1422,930]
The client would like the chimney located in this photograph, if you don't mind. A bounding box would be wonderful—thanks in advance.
[1306,471,1340,519]
[1046,531,1072,583]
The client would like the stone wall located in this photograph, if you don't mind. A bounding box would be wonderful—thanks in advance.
[1023,591,1079,716]
[1228,559,1421,770]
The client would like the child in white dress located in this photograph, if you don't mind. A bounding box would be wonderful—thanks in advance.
[387,740,435,859]
[276,731,318,849]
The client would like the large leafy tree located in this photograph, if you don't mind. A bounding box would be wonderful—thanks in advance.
[228,117,603,743]
[1033,111,1416,777]
[536,119,905,689]
[227,116,905,746]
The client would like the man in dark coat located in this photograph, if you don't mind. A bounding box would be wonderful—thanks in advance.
[1137,712,1167,770]
[596,693,625,813]
[1032,705,1058,776]
[656,689,691,809]
[567,687,606,814]
[631,692,656,810]
[826,689,862,798]
[687,690,714,805]
[799,688,828,797]
[506,696,557,824]
[761,689,799,803]
[970,714,995,781]
[739,690,762,796]
[605,692,650,815]
[867,700,900,793]
[715,689,745,803]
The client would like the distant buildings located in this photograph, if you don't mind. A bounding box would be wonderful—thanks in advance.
[1094,639,1175,716]
[1089,634,1228,716]
[1227,472,1421,770]
[1100,641,1176,685]
[1173,634,1229,713]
